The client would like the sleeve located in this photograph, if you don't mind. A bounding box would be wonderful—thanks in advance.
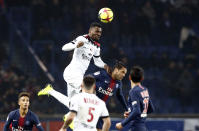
[93,47,106,68]
[32,113,44,131]
[62,36,84,51]
[116,83,128,111]
[121,91,141,127]
[69,95,79,114]
[3,112,13,131]
[100,102,109,118]
[92,70,103,80]
[147,97,155,114]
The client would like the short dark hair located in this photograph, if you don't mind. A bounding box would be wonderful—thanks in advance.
[130,66,144,83]
[113,60,126,70]
[90,22,102,28]
[18,92,30,100]
[83,75,96,90]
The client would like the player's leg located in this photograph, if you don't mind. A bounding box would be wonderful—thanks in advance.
[63,73,83,98]
[38,84,70,107]
[63,76,83,130]
[97,118,103,131]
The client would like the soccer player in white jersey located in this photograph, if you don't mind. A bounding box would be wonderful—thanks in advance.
[38,22,108,104]
[62,22,108,98]
[59,75,111,131]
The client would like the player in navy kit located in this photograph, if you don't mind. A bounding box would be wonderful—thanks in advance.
[3,92,44,131]
[92,61,128,130]
[116,66,154,131]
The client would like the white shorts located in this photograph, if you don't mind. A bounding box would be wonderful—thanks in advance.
[63,68,83,98]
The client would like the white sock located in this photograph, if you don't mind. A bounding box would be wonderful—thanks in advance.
[49,90,70,108]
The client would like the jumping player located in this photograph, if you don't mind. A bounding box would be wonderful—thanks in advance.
[38,22,109,110]
[62,22,108,98]
[116,66,155,131]
[3,92,44,131]
[59,75,111,131]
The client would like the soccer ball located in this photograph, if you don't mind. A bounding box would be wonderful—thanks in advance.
[98,7,113,23]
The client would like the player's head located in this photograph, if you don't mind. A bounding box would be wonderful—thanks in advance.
[112,61,127,80]
[82,75,96,92]
[129,66,144,83]
[18,92,30,110]
[89,22,102,41]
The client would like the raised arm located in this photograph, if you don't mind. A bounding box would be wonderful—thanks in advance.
[62,36,84,51]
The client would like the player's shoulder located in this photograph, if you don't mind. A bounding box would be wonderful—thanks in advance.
[93,69,107,76]
[94,94,106,105]
[75,35,87,42]
[116,80,122,86]
[8,109,18,117]
[28,110,38,118]
[132,85,148,93]
[83,34,101,47]
[71,93,83,100]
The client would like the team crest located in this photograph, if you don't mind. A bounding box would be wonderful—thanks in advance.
[25,121,30,125]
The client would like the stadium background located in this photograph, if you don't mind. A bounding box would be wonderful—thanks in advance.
[0,0,199,130]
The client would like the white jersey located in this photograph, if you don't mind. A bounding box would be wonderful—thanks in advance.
[63,35,106,79]
[70,92,109,131]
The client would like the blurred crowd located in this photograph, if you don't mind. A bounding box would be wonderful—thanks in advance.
[0,0,199,114]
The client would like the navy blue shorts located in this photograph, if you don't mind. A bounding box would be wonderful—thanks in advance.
[130,123,148,131]
[96,117,103,129]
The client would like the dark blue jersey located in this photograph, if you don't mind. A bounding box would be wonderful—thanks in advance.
[121,85,154,127]
[3,109,44,131]
[92,70,128,111]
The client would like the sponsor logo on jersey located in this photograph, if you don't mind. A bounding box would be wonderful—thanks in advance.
[82,53,91,61]
[25,121,30,125]
[12,126,24,131]
[98,87,113,96]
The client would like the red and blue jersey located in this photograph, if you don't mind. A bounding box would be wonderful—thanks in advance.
[3,109,44,131]
[92,70,128,111]
[121,85,155,127]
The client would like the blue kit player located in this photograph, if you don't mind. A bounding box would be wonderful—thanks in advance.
[3,92,44,131]
[116,66,155,131]
[92,61,128,131]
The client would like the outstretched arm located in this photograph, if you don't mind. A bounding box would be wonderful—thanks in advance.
[116,85,128,111]
[62,41,84,51]
[62,36,84,51]
[93,56,106,68]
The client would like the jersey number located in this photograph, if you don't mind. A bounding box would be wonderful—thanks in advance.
[87,107,95,122]
[143,98,149,114]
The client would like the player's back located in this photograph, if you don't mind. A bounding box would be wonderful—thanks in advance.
[71,92,109,131]
[128,85,154,125]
